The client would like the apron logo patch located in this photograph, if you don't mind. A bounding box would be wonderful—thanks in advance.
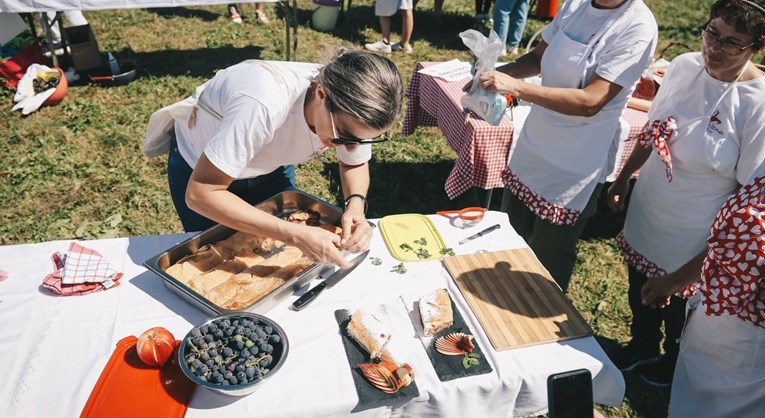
[707,110,724,135]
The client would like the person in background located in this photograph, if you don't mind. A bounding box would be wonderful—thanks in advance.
[38,11,88,56]
[364,0,414,54]
[151,50,403,267]
[227,3,270,24]
[669,168,765,417]
[475,0,657,292]
[608,0,765,388]
[474,0,495,28]
[493,0,531,56]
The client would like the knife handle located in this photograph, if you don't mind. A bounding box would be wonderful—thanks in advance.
[292,281,327,311]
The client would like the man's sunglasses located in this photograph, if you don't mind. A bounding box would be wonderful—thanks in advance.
[329,110,390,145]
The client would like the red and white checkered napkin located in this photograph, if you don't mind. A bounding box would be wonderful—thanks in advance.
[41,242,123,296]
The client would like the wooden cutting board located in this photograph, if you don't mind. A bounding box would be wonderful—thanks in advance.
[443,249,593,351]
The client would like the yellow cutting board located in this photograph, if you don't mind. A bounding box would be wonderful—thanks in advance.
[378,214,448,262]
[443,249,593,351]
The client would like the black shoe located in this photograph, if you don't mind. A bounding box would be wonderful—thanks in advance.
[638,354,676,388]
[610,341,660,372]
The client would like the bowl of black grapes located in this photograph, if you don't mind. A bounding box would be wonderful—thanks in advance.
[179,312,288,396]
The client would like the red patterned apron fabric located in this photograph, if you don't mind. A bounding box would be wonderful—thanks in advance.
[702,176,765,328]
[636,117,677,182]
[616,230,700,298]
[502,169,582,226]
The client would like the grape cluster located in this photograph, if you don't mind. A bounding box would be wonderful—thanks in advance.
[183,316,283,387]
[32,76,60,95]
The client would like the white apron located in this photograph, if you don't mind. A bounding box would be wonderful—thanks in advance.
[622,58,744,273]
[670,296,765,418]
[505,0,635,225]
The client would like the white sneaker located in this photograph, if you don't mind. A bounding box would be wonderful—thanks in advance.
[364,40,392,53]
[509,46,520,55]
[391,42,413,54]
[228,5,242,23]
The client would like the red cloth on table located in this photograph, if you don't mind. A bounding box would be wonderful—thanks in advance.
[41,242,123,296]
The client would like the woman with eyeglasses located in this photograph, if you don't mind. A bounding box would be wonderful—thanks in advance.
[475,0,658,292]
[607,0,765,391]
[152,50,402,267]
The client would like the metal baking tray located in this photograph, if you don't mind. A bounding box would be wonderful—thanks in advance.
[144,190,343,316]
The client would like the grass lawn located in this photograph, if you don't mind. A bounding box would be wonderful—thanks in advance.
[2,0,761,416]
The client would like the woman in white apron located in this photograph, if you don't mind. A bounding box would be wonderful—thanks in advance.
[143,50,403,267]
[669,170,765,417]
[478,0,657,291]
[607,0,765,388]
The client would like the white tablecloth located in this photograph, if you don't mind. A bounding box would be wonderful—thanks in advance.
[0,0,285,13]
[0,211,625,417]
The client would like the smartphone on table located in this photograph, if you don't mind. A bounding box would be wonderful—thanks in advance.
[547,368,594,418]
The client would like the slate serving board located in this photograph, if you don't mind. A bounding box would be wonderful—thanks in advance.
[334,309,420,407]
[407,295,493,381]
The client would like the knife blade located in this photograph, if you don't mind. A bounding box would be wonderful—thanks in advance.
[292,249,370,311]
[458,224,501,245]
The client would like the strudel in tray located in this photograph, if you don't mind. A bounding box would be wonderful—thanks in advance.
[164,211,340,310]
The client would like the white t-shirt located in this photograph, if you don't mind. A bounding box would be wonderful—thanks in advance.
[174,60,371,179]
[541,0,657,114]
[623,53,765,273]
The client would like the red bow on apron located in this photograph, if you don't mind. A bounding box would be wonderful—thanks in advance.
[636,117,676,182]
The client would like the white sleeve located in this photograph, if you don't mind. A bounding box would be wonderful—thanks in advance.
[203,94,276,179]
[594,19,657,89]
[645,55,684,121]
[735,98,765,185]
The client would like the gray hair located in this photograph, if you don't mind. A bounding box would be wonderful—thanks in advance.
[317,49,404,131]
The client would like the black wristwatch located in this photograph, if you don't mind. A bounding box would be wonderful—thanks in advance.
[344,194,368,214]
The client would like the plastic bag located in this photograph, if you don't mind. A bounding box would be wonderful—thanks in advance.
[11,64,57,115]
[459,29,506,126]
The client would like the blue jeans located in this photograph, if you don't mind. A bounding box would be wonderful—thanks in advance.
[492,0,531,48]
[167,138,296,232]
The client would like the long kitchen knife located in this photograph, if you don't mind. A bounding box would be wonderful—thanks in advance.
[292,249,370,311]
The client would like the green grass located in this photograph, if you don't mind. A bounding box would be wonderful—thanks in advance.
[1,1,760,415]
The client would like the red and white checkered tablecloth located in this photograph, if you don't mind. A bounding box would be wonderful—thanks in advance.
[619,106,649,179]
[404,62,514,199]
[403,62,649,199]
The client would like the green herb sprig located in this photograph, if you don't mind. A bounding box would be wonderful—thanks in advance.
[461,352,481,369]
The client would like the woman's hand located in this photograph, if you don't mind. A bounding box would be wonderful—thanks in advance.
[478,71,523,96]
[340,206,373,253]
[641,273,686,309]
[291,225,350,268]
[607,178,630,212]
